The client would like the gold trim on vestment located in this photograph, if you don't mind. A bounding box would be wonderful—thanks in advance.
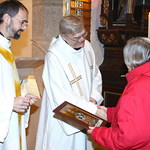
[88,51,93,69]
[68,63,83,96]
[0,46,14,63]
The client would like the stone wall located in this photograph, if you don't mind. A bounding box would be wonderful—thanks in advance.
[26,1,63,150]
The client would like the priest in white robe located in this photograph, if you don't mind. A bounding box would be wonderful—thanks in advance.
[0,1,38,150]
[35,15,103,150]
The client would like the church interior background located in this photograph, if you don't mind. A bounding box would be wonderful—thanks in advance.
[1,0,104,149]
[1,0,149,150]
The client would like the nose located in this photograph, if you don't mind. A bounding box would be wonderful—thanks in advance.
[79,36,86,42]
[22,24,28,30]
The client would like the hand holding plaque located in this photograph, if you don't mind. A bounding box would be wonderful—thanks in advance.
[53,101,107,132]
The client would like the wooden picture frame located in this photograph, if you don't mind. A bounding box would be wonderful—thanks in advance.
[53,101,106,131]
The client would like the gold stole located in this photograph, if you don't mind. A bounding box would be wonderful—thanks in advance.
[0,47,21,96]
[0,47,22,150]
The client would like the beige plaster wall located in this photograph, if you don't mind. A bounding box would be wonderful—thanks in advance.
[11,0,32,58]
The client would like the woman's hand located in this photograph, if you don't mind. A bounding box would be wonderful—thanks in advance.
[96,106,107,121]
[87,126,95,135]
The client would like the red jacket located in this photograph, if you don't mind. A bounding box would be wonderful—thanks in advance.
[92,62,150,150]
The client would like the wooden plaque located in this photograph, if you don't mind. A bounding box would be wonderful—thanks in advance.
[53,101,106,131]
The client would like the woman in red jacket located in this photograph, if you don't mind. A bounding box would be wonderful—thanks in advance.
[88,37,150,150]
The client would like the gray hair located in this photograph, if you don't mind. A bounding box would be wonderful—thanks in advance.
[59,15,84,35]
[123,37,150,71]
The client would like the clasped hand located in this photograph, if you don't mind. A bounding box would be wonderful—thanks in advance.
[13,93,40,113]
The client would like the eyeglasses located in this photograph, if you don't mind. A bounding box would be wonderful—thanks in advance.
[13,18,28,27]
[66,31,88,43]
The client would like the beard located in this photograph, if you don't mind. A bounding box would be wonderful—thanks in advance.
[13,29,23,39]
[7,20,23,40]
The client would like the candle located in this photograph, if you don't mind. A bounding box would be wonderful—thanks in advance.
[148,12,150,38]
[143,0,145,5]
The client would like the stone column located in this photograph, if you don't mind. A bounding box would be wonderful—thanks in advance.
[26,1,63,150]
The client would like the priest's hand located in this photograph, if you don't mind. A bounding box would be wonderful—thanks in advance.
[89,97,97,104]
[25,93,40,105]
[96,106,107,121]
[13,96,30,113]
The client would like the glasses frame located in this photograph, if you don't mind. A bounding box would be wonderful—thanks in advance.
[65,31,88,43]
[12,18,28,27]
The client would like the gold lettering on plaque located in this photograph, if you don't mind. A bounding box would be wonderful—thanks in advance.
[75,9,83,16]
[75,1,83,8]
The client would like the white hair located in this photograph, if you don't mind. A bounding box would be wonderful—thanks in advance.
[123,37,150,71]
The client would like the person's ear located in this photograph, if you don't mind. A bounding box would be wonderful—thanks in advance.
[2,14,11,25]
[61,34,67,41]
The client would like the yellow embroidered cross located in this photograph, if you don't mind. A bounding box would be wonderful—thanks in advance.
[68,63,83,96]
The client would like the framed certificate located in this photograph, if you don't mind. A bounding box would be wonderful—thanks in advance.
[53,101,106,131]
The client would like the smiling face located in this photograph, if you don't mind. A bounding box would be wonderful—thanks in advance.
[63,27,87,49]
[7,8,28,39]
[59,15,87,49]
